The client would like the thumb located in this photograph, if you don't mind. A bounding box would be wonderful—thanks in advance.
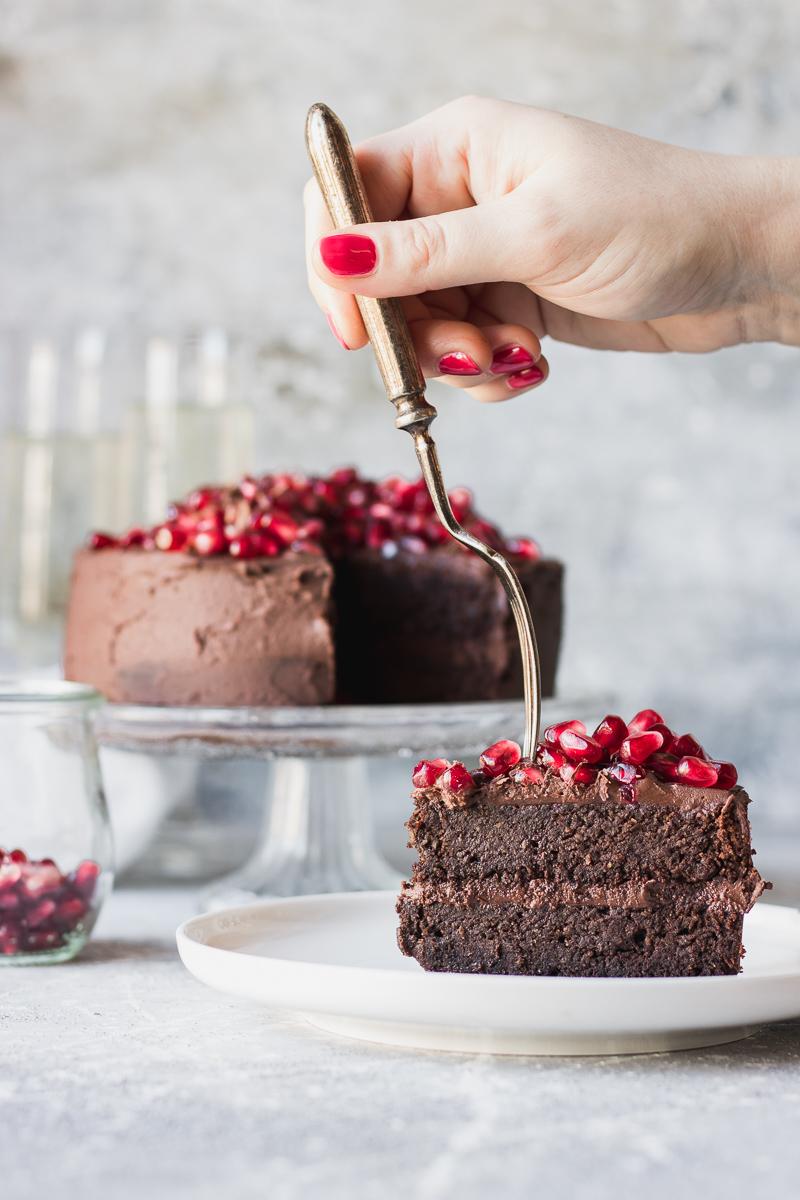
[312,196,530,298]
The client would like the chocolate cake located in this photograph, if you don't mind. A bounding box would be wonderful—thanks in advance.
[64,469,563,707]
[397,710,767,977]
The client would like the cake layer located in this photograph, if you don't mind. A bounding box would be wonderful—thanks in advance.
[396,893,747,977]
[64,548,335,706]
[408,772,758,887]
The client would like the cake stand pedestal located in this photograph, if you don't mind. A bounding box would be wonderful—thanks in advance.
[96,695,612,906]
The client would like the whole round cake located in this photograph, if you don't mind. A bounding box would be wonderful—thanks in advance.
[64,468,564,707]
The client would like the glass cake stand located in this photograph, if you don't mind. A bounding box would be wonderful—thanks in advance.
[96,695,612,906]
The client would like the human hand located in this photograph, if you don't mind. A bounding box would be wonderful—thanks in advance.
[305,97,800,402]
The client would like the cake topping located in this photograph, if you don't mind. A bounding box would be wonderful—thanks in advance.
[87,469,542,563]
[413,710,739,803]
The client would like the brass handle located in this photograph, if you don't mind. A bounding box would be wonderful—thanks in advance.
[305,102,437,432]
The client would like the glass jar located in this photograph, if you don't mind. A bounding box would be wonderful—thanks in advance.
[0,681,113,963]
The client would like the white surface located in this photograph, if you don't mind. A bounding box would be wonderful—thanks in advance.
[3,885,799,1200]
[177,892,800,1056]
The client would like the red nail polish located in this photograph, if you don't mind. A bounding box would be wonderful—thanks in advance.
[490,344,535,374]
[326,313,350,350]
[438,352,482,376]
[319,233,377,277]
[506,365,544,390]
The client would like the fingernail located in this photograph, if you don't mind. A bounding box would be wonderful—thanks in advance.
[326,313,351,350]
[490,344,535,374]
[319,233,377,277]
[506,365,545,390]
[438,352,482,376]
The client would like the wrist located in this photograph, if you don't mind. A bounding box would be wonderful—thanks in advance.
[729,156,800,345]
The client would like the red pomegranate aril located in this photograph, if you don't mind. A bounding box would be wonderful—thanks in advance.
[89,531,117,550]
[26,898,56,929]
[0,891,21,912]
[71,860,101,898]
[154,523,188,552]
[558,729,604,764]
[441,763,475,794]
[366,520,392,549]
[593,714,628,753]
[19,862,62,899]
[619,730,664,765]
[228,533,261,559]
[239,476,260,500]
[677,756,719,787]
[328,467,358,488]
[479,739,522,778]
[538,746,567,770]
[411,758,449,788]
[512,764,544,784]
[506,536,541,561]
[192,526,227,556]
[26,930,61,952]
[55,896,88,930]
[448,487,472,522]
[9,848,27,863]
[648,723,675,752]
[251,512,298,546]
[709,760,738,789]
[0,921,21,955]
[543,719,586,747]
[188,487,217,510]
[672,734,707,760]
[398,535,427,555]
[608,761,642,786]
[627,709,665,734]
[572,763,598,785]
[0,861,22,890]
[120,527,146,548]
[296,519,324,542]
[649,752,681,781]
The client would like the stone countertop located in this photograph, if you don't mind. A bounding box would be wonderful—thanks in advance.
[1,887,798,1200]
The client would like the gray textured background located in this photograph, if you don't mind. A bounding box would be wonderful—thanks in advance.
[1,1,799,856]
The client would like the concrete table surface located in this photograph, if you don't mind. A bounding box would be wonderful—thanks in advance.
[1,886,798,1200]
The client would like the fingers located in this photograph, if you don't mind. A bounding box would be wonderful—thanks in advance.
[303,178,367,350]
[310,193,530,301]
[411,319,547,403]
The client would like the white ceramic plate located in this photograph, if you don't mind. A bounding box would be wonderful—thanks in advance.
[177,892,800,1056]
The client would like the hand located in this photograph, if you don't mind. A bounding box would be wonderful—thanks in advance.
[305,97,800,402]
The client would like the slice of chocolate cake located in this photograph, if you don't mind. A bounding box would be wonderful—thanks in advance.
[397,710,768,977]
[65,469,564,707]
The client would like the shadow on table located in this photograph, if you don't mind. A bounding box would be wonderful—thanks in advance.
[74,938,177,965]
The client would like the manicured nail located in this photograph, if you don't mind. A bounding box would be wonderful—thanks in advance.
[506,365,545,390]
[490,344,535,374]
[326,313,351,350]
[437,352,482,376]
[319,233,377,277]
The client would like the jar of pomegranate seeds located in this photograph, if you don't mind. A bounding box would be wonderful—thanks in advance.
[0,681,113,964]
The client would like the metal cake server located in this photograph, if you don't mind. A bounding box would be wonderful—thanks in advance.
[305,102,541,756]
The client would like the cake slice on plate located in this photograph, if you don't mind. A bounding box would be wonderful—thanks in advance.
[397,710,767,977]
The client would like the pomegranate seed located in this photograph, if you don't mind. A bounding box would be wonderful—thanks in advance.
[120,527,146,548]
[677,756,719,787]
[55,896,88,930]
[480,739,522,778]
[411,759,449,788]
[537,746,567,770]
[192,526,227,556]
[9,849,27,863]
[572,763,598,785]
[26,930,62,952]
[648,723,675,752]
[512,764,544,784]
[0,921,21,955]
[329,467,358,488]
[251,512,298,546]
[627,709,665,734]
[18,862,62,900]
[70,860,100,899]
[296,519,324,541]
[506,536,541,561]
[558,729,604,764]
[608,762,642,785]
[709,760,738,789]
[412,489,435,515]
[26,899,56,929]
[239,476,259,500]
[593,714,627,753]
[0,861,22,891]
[154,523,188,552]
[398,535,427,555]
[0,892,21,912]
[441,763,475,795]
[89,531,117,550]
[229,533,261,559]
[672,734,707,760]
[649,752,681,781]
[366,521,392,550]
[619,731,664,765]
[543,719,586,746]
[188,487,217,510]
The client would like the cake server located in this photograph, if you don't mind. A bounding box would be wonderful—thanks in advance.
[305,102,542,755]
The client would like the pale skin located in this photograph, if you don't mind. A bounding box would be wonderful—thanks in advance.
[305,96,800,402]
